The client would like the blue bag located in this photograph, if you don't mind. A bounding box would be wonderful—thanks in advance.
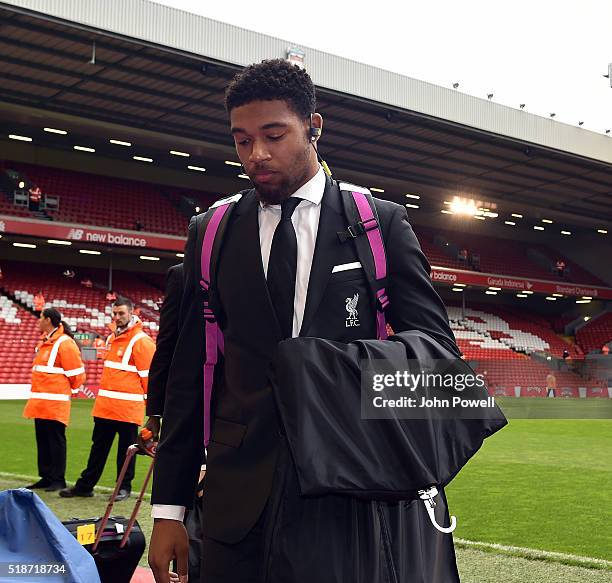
[0,488,100,583]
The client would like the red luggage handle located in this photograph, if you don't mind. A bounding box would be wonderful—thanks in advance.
[92,444,155,552]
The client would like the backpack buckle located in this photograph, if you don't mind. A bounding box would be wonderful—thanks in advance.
[337,217,379,242]
[376,289,389,311]
[203,305,216,322]
[200,280,217,322]
[200,280,211,302]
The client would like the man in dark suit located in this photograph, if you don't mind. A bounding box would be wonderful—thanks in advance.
[143,262,205,583]
[142,262,183,439]
[149,59,459,583]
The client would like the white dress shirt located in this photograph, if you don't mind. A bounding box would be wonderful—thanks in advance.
[152,166,326,521]
[259,166,325,337]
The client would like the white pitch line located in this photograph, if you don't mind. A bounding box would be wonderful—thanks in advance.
[0,471,151,498]
[455,538,612,570]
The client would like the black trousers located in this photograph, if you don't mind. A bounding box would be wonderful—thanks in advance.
[75,417,137,492]
[185,496,204,583]
[201,500,268,583]
[199,441,459,583]
[34,418,66,484]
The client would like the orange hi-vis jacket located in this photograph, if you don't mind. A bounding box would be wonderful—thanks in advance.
[92,317,155,425]
[23,325,86,426]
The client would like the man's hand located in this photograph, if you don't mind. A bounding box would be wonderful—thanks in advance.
[148,519,189,583]
[138,416,161,451]
[146,416,161,440]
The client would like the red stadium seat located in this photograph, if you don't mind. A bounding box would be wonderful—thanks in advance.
[576,313,612,354]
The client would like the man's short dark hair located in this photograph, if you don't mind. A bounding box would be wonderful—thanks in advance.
[224,59,316,119]
[113,297,133,310]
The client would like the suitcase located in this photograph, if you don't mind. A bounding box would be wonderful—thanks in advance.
[63,444,155,583]
[62,516,146,583]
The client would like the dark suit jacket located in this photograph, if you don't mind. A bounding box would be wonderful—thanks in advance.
[152,177,459,544]
[146,263,183,417]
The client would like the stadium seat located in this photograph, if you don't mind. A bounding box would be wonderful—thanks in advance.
[576,313,612,354]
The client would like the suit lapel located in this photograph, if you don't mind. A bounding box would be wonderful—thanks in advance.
[300,178,346,336]
[229,192,282,341]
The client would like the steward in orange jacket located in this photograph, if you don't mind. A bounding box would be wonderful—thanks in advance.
[93,316,154,425]
[61,298,155,500]
[24,308,85,492]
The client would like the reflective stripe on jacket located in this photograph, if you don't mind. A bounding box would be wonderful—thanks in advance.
[23,325,86,426]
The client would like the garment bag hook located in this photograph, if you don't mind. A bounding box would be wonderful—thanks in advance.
[418,486,457,534]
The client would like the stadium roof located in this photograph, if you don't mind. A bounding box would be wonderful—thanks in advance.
[0,0,610,227]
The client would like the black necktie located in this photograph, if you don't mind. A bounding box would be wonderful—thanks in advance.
[267,197,302,339]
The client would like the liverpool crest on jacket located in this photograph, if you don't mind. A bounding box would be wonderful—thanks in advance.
[345,293,360,327]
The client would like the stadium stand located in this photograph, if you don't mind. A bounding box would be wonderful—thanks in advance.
[0,294,37,384]
[447,305,602,396]
[576,312,612,354]
[414,226,606,285]
[447,305,582,359]
[3,263,160,332]
[529,243,606,286]
[0,196,33,219]
[476,358,606,398]
[0,295,105,391]
[0,162,190,236]
[165,185,218,213]
[0,261,164,388]
[552,313,577,334]
[0,161,605,287]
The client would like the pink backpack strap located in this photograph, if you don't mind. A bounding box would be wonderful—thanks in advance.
[338,184,389,340]
[198,194,241,446]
